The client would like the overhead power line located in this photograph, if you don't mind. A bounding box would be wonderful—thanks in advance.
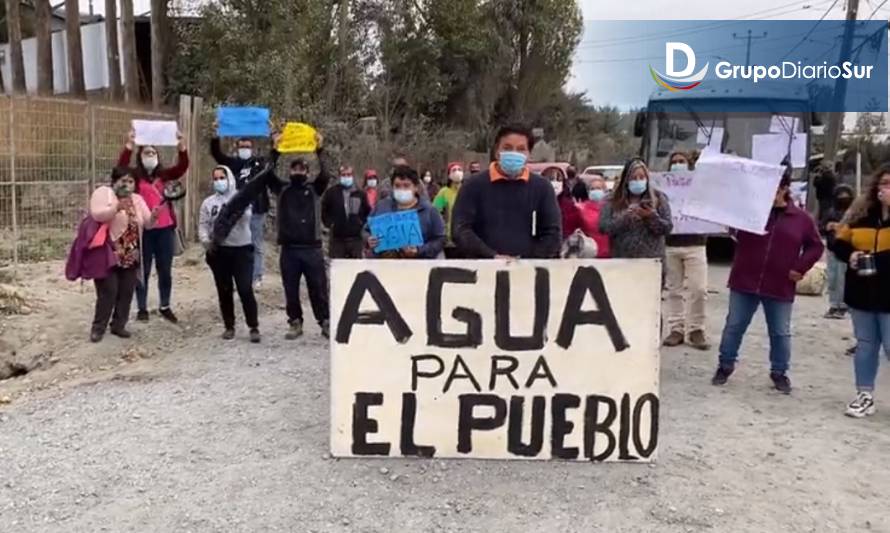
[576,0,834,50]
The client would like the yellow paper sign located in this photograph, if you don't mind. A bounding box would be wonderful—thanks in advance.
[278,122,318,153]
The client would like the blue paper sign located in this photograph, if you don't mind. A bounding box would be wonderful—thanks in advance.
[368,210,424,253]
[217,107,271,137]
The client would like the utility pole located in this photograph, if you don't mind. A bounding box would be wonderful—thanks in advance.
[732,30,768,66]
[824,0,860,169]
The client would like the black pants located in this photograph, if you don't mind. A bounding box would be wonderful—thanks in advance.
[207,245,259,330]
[444,246,465,259]
[93,266,139,334]
[329,237,364,259]
[280,246,329,325]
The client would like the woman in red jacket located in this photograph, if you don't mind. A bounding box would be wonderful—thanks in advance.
[571,175,611,258]
[117,129,189,324]
[543,167,582,238]
[712,170,824,394]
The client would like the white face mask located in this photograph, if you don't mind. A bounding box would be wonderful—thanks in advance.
[670,163,689,172]
[423,174,432,183]
[551,181,564,196]
[237,148,252,160]
[450,170,464,183]
[367,178,378,188]
[141,155,159,172]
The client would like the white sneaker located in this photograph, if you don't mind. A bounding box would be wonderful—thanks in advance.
[845,392,876,418]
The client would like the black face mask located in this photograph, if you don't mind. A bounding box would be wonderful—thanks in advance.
[835,196,852,209]
[290,173,308,184]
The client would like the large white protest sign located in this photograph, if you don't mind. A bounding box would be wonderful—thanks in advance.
[330,259,662,462]
[683,152,784,235]
[751,133,807,168]
[650,171,726,235]
[132,120,179,146]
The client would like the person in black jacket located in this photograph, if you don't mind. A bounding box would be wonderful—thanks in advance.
[451,124,562,259]
[210,134,270,288]
[830,167,890,418]
[821,184,855,319]
[216,133,332,339]
[321,165,371,259]
[813,165,838,222]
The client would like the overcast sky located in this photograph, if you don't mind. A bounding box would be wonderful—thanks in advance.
[571,0,890,106]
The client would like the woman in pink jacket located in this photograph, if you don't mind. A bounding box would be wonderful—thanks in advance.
[117,129,189,323]
[86,167,157,342]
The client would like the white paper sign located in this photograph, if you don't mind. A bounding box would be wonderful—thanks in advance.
[683,152,784,235]
[769,115,800,134]
[650,171,726,235]
[132,120,179,146]
[330,259,662,462]
[751,133,807,168]
[697,126,724,149]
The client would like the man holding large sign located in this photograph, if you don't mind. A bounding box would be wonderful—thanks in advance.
[330,259,661,462]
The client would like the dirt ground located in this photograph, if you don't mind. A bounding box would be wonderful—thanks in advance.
[1,250,888,533]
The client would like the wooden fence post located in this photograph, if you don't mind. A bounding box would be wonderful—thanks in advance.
[9,98,18,276]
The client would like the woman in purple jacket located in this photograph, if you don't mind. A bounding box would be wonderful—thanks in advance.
[712,171,824,393]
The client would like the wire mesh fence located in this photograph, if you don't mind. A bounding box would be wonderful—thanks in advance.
[0,96,182,271]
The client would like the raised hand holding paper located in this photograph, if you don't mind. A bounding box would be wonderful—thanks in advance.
[683,151,783,235]
[217,107,271,137]
[132,120,179,146]
[278,122,318,153]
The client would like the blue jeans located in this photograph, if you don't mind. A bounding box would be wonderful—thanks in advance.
[135,227,175,311]
[850,309,890,391]
[826,253,847,309]
[250,213,266,282]
[718,290,793,373]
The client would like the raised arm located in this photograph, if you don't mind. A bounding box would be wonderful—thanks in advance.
[210,136,236,167]
[312,147,332,196]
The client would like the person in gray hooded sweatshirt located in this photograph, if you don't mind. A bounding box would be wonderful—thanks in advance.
[199,165,260,343]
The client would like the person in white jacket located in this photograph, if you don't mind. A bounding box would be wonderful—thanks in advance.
[199,165,260,342]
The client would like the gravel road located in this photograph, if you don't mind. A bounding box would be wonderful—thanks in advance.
[1,263,889,533]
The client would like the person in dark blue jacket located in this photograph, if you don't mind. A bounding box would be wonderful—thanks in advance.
[366,166,446,259]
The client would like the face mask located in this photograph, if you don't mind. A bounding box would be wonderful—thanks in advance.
[213,179,229,194]
[142,156,158,172]
[340,176,354,188]
[423,174,432,183]
[393,189,415,205]
[835,196,852,209]
[628,179,647,196]
[498,151,527,177]
[670,163,689,172]
[237,148,252,160]
[291,173,307,184]
[367,179,377,188]
[114,183,132,198]
[589,189,606,202]
[450,170,464,183]
[551,181,564,195]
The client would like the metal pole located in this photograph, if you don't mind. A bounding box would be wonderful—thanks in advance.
[9,98,18,276]
[824,0,860,167]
